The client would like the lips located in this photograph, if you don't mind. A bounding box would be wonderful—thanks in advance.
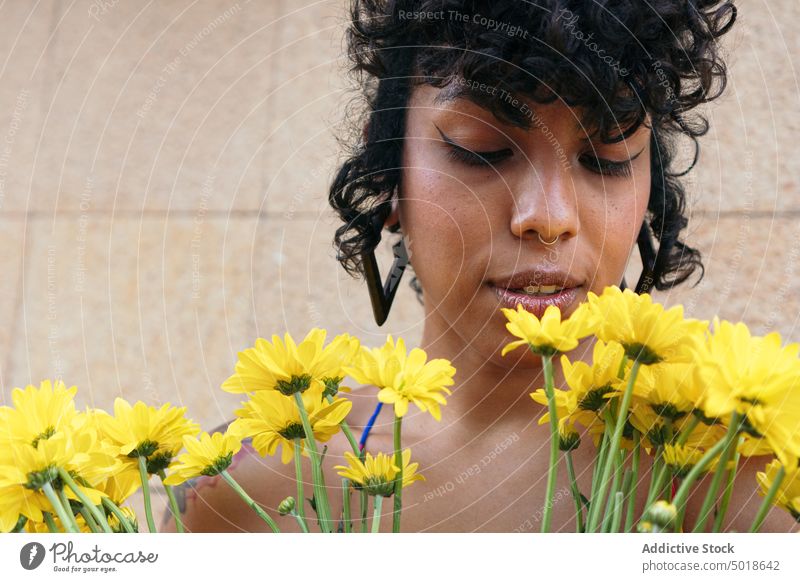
[491,283,582,320]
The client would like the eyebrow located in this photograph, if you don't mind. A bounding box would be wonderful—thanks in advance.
[432,81,535,130]
[432,80,647,142]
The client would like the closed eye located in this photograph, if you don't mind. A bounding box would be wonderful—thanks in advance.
[579,147,646,178]
[436,126,514,167]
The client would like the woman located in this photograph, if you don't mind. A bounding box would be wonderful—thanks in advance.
[164,0,798,532]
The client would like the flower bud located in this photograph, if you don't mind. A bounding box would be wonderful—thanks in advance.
[643,500,677,529]
[278,496,296,516]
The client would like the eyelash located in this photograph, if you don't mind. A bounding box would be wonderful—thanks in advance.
[446,143,635,178]
[445,144,514,167]
[578,154,634,178]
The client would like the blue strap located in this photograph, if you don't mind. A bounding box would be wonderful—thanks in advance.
[358,402,383,452]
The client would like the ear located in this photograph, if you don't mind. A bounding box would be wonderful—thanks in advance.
[383,196,400,230]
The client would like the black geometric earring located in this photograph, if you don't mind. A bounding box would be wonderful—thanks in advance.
[362,237,410,326]
[620,220,659,295]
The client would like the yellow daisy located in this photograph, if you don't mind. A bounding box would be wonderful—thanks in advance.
[343,335,455,420]
[691,317,800,467]
[222,329,361,395]
[587,285,708,364]
[334,448,424,496]
[530,340,627,430]
[0,432,109,532]
[662,443,708,479]
[231,386,351,464]
[107,505,139,533]
[163,428,244,485]
[501,302,597,356]
[0,379,79,448]
[96,467,142,506]
[24,512,93,533]
[100,398,200,473]
[756,460,800,521]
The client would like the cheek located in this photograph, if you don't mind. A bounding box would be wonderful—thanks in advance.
[585,174,650,288]
[399,166,492,296]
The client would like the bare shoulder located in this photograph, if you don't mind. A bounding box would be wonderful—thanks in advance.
[158,385,384,533]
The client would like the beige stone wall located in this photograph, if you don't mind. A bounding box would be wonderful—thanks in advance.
[0,1,797,520]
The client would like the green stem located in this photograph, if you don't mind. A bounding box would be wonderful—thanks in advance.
[157,470,185,533]
[79,505,101,533]
[293,439,309,529]
[616,468,632,532]
[220,470,280,532]
[137,456,157,533]
[671,413,738,516]
[591,417,613,502]
[42,511,59,533]
[392,414,403,533]
[587,359,641,532]
[749,465,786,533]
[326,394,361,456]
[611,491,624,533]
[342,478,352,533]
[565,452,584,532]
[713,436,743,532]
[645,451,667,508]
[676,415,701,446]
[293,392,333,533]
[102,498,136,533]
[601,449,624,532]
[42,482,78,533]
[616,354,629,379]
[360,488,368,533]
[371,495,384,533]
[624,431,642,532]
[57,487,83,532]
[291,511,310,533]
[540,352,560,533]
[692,416,741,532]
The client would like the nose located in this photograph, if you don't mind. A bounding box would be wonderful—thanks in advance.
[508,166,580,244]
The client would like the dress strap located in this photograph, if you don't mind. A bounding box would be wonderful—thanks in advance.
[358,401,384,452]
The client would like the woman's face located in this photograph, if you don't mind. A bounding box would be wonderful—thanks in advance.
[395,83,651,366]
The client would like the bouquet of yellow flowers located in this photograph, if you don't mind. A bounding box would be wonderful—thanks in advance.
[507,285,800,533]
[1,285,798,533]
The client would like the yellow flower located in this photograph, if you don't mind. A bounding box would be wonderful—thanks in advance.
[96,467,142,506]
[531,340,627,430]
[222,329,361,395]
[624,363,698,448]
[343,335,455,420]
[100,398,200,474]
[231,386,351,464]
[501,302,597,356]
[587,285,708,364]
[107,505,139,533]
[0,379,79,448]
[756,460,800,521]
[0,432,109,532]
[24,512,93,533]
[334,448,424,496]
[662,442,734,479]
[662,443,708,478]
[163,428,244,485]
[691,318,800,467]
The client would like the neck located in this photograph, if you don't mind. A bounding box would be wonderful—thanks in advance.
[417,308,591,435]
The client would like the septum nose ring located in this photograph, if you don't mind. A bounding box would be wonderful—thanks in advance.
[537,232,559,245]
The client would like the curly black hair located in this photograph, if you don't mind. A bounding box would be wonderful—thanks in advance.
[328,0,737,299]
